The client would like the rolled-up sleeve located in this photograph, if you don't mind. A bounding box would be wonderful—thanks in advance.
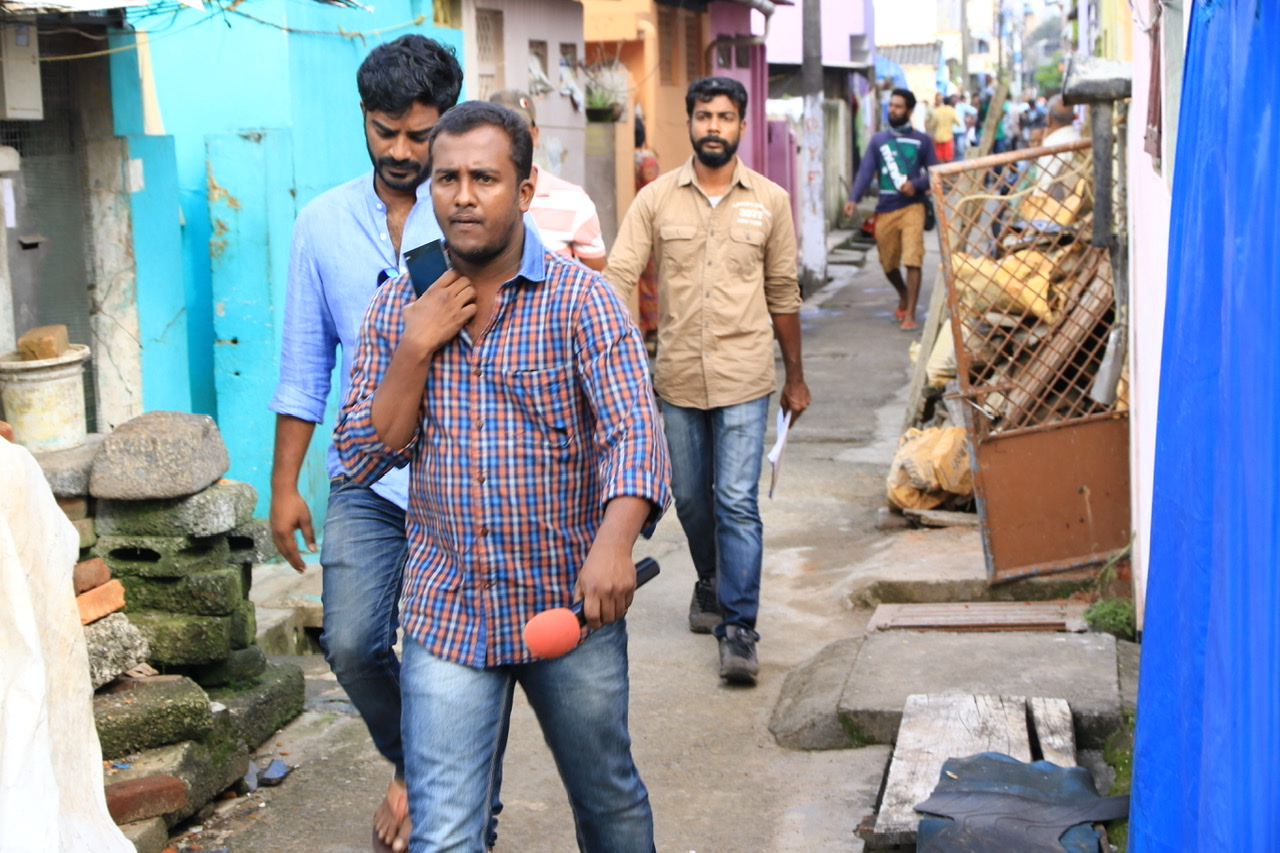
[573,276,671,529]
[763,191,802,315]
[603,186,656,303]
[334,277,419,485]
[270,212,341,423]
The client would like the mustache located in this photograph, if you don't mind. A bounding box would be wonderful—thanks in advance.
[694,135,728,148]
[378,157,423,171]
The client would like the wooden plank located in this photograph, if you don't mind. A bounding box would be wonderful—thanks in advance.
[866,601,1090,633]
[903,508,981,528]
[871,694,1031,846]
[1029,696,1077,767]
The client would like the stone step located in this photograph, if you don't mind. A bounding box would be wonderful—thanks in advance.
[94,675,214,760]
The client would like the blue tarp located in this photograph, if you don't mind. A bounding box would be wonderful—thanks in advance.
[874,54,907,89]
[1131,0,1280,848]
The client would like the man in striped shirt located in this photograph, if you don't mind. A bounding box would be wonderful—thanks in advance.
[490,90,607,271]
[336,101,669,852]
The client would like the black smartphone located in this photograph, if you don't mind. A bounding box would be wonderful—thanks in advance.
[403,239,452,298]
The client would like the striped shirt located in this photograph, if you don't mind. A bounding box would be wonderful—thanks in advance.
[530,165,606,263]
[335,224,670,668]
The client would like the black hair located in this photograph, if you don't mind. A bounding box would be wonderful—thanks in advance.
[635,115,647,149]
[357,35,463,115]
[685,76,748,119]
[428,101,533,183]
[891,87,917,113]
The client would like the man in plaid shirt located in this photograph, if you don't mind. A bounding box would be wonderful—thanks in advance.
[336,101,670,852]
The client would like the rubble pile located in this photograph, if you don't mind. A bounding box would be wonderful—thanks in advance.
[37,410,299,853]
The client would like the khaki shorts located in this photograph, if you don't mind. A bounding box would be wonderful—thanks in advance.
[875,203,926,272]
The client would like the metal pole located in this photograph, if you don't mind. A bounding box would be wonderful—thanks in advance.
[798,0,826,296]
[960,0,970,94]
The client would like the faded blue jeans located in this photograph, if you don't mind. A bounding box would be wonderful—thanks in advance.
[401,620,654,853]
[319,476,408,775]
[660,393,770,638]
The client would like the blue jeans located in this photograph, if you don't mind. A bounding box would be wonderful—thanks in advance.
[661,394,769,637]
[401,620,654,853]
[319,477,408,775]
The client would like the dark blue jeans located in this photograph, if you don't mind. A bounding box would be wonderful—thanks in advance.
[660,394,770,638]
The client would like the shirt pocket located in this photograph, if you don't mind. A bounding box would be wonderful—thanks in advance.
[727,227,765,277]
[495,364,577,449]
[659,224,700,278]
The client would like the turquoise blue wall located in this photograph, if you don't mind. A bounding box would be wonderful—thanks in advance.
[116,5,463,525]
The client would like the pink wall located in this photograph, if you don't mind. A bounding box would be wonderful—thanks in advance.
[765,0,874,66]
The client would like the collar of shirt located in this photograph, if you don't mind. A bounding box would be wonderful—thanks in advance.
[674,155,753,196]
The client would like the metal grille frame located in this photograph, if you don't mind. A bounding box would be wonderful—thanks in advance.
[929,140,1131,583]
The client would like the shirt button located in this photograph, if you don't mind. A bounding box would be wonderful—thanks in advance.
[474,366,483,376]
[474,418,484,429]
[476,473,486,484]
[480,526,490,537]
[707,260,713,266]
[379,233,388,240]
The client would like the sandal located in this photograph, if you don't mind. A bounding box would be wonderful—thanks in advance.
[900,318,918,331]
[894,307,907,323]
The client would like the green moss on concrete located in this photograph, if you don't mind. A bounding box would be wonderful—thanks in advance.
[127,610,232,665]
[209,662,305,751]
[95,534,231,578]
[94,676,214,760]
[230,598,257,649]
[1101,710,1135,852]
[181,645,267,689]
[120,568,242,616]
[838,715,877,748]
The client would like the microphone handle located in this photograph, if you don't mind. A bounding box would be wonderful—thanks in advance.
[570,557,661,625]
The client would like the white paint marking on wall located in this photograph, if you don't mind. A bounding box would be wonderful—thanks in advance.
[127,159,145,194]
[2,179,13,228]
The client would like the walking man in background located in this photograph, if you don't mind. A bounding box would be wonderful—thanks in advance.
[843,87,938,332]
[931,93,958,163]
[606,76,811,686]
[336,101,669,851]
[267,35,463,853]
[489,89,608,272]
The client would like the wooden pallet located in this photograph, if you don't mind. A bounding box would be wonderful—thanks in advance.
[860,693,1076,849]
[867,601,1089,634]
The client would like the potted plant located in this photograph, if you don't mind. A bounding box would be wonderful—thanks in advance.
[581,60,625,122]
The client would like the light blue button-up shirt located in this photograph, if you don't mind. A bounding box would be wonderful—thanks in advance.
[269,170,441,510]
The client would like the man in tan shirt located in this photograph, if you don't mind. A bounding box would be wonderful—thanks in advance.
[605,76,810,686]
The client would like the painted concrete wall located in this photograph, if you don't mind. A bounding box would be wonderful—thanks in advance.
[117,6,464,521]
[766,0,873,66]
[707,2,768,174]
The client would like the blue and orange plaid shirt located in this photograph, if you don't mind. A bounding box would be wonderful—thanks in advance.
[335,225,671,668]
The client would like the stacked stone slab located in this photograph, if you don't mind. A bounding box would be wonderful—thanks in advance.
[35,410,301,852]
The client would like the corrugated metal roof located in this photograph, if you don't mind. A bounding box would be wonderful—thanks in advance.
[877,41,943,69]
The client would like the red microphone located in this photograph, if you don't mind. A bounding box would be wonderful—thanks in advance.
[523,558,660,658]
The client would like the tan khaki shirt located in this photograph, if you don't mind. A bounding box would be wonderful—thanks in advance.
[605,157,800,409]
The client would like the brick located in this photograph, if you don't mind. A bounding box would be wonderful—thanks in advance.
[96,480,257,539]
[94,533,230,578]
[73,516,97,549]
[105,774,187,825]
[84,612,150,690]
[17,323,69,360]
[74,556,112,594]
[106,734,246,829]
[78,578,126,625]
[127,611,232,666]
[182,645,267,689]
[57,495,91,521]
[90,411,229,500]
[120,569,242,617]
[95,675,214,759]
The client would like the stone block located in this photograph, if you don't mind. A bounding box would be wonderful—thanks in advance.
[120,569,242,617]
[84,612,150,690]
[74,556,112,594]
[78,578,126,625]
[90,411,229,500]
[104,773,187,825]
[182,645,267,688]
[227,517,278,567]
[34,432,105,497]
[117,816,169,853]
[105,735,248,827]
[209,661,305,751]
[17,323,69,360]
[95,533,230,578]
[769,636,863,750]
[57,494,91,521]
[94,675,214,760]
[128,611,232,666]
[229,599,257,650]
[96,480,257,538]
[72,516,96,549]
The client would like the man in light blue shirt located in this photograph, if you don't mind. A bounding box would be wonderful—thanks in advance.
[267,35,462,853]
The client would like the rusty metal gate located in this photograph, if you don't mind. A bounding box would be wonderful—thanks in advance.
[930,139,1130,583]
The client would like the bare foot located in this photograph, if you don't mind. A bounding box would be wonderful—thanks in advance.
[374,777,412,852]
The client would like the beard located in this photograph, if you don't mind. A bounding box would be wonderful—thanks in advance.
[448,215,523,267]
[888,112,912,129]
[692,134,739,168]
[368,144,428,192]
